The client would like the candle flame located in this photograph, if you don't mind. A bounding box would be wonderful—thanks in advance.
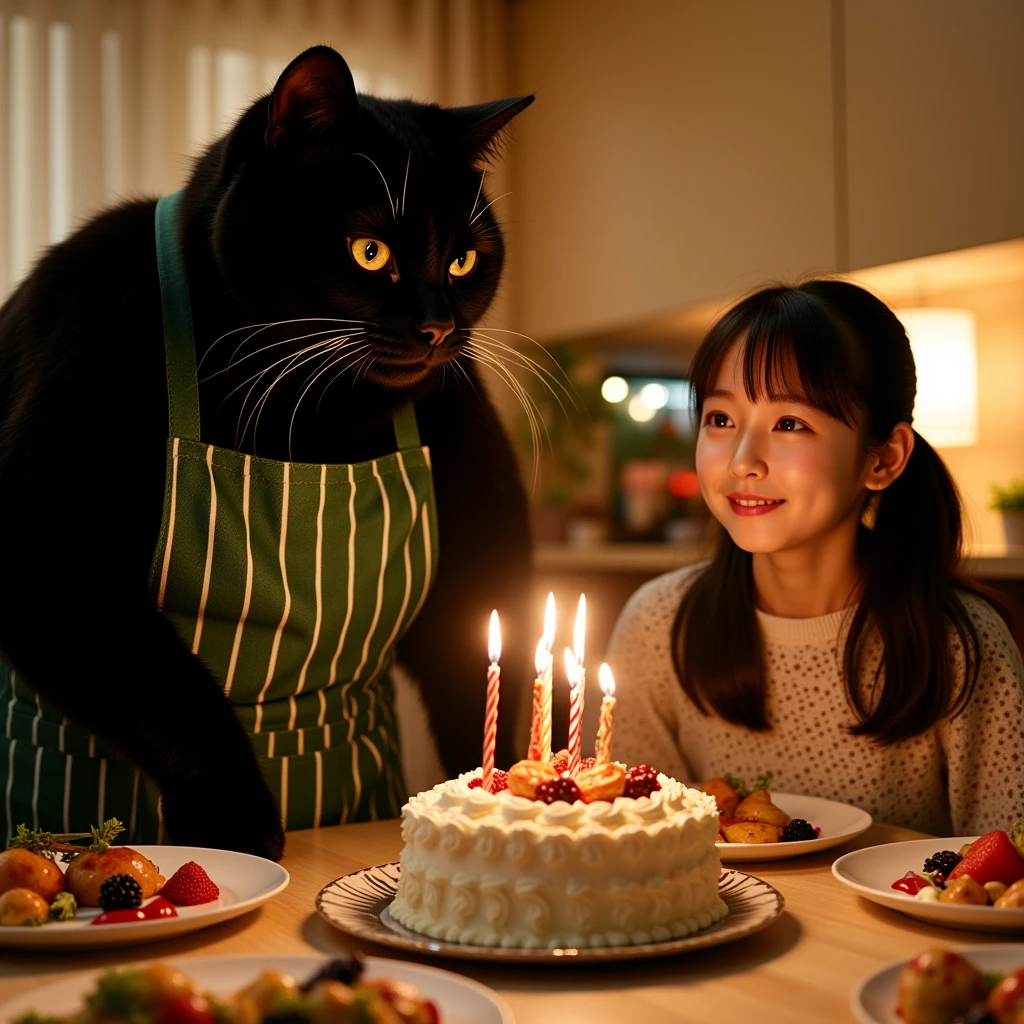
[573,594,586,664]
[488,609,501,663]
[598,662,616,698]
[543,592,556,651]
[535,638,549,676]
[564,646,579,688]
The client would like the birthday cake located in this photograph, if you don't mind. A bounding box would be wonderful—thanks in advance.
[389,757,727,949]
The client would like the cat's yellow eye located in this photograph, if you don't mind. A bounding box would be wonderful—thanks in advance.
[449,250,478,278]
[350,238,391,272]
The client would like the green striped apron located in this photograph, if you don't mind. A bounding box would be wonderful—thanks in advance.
[0,191,438,842]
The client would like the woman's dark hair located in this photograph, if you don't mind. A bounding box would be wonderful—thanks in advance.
[673,279,1006,744]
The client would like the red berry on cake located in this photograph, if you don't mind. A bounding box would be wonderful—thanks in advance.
[624,765,662,800]
[550,749,570,774]
[161,861,220,906]
[579,757,596,772]
[536,773,583,805]
[468,778,483,789]
[489,769,509,794]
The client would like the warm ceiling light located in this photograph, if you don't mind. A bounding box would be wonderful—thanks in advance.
[601,376,629,403]
[896,308,978,448]
[640,382,669,410]
[627,395,656,422]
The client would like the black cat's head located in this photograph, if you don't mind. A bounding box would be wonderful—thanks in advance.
[193,45,532,392]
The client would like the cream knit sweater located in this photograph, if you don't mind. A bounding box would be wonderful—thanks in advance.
[608,564,1024,836]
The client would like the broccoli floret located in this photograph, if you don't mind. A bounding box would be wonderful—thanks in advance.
[48,892,77,921]
[84,969,148,1024]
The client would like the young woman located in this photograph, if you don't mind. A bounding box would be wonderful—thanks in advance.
[608,280,1024,835]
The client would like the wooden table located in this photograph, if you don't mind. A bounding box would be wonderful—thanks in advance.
[0,821,1011,1022]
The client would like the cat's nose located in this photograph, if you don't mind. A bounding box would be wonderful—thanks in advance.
[419,320,455,348]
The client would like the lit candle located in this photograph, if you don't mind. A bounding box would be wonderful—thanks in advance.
[573,593,586,692]
[482,610,501,792]
[528,639,548,762]
[539,592,555,761]
[565,646,585,777]
[595,663,617,764]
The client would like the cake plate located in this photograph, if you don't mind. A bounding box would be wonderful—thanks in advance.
[316,862,784,963]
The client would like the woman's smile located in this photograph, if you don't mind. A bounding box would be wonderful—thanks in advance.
[727,493,787,516]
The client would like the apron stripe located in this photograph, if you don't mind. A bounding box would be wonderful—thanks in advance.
[156,437,180,609]
[257,462,292,725]
[359,734,384,821]
[31,746,42,830]
[351,460,391,687]
[350,741,361,822]
[408,501,433,623]
[295,464,327,695]
[317,689,327,728]
[191,444,218,654]
[328,464,358,686]
[5,740,15,843]
[224,454,253,697]
[280,756,289,827]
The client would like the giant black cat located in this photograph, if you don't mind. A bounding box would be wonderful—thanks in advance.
[0,46,534,859]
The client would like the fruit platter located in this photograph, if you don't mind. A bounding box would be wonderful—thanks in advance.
[0,819,289,948]
[833,823,1024,932]
[852,944,1024,1024]
[697,772,873,861]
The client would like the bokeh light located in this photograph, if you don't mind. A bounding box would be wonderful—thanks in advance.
[601,375,629,403]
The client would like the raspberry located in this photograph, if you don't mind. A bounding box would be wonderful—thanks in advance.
[161,861,220,906]
[624,765,661,799]
[468,770,508,793]
[535,773,582,804]
[579,757,596,772]
[781,819,817,842]
[550,749,570,774]
[98,873,142,911]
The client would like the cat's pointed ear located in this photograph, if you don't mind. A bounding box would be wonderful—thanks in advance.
[451,95,534,164]
[266,46,358,151]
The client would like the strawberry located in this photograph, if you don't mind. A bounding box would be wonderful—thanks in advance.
[160,861,220,906]
[948,830,1024,888]
[489,769,509,794]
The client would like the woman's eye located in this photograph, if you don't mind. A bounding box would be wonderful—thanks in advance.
[776,417,807,432]
[449,250,478,278]
[350,237,391,272]
[704,412,731,428]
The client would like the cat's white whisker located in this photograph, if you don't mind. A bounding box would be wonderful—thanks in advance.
[400,151,411,217]
[466,326,582,408]
[469,169,486,221]
[316,344,372,418]
[465,331,578,414]
[225,327,365,376]
[353,152,396,220]
[469,190,513,225]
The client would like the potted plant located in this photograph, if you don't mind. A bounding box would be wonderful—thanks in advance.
[990,479,1024,549]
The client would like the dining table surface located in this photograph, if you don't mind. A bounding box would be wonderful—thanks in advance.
[0,818,1015,1023]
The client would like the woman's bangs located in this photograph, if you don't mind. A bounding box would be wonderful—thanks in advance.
[691,288,861,428]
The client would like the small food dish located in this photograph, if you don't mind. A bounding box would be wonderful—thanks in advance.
[700,780,872,862]
[0,954,514,1024]
[833,839,1024,932]
[316,861,784,963]
[0,843,289,949]
[851,944,1024,1024]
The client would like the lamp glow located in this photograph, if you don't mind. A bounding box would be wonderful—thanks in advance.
[627,395,656,422]
[896,308,978,448]
[640,382,669,410]
[601,376,629,403]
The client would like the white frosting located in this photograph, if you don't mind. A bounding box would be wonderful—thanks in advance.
[391,771,728,949]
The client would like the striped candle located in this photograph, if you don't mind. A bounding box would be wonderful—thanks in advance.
[527,640,547,761]
[565,647,584,776]
[482,610,502,792]
[595,663,617,764]
[539,592,555,760]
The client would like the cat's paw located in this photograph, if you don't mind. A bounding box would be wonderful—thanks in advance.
[161,775,286,861]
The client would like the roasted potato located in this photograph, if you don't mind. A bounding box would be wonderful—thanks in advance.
[897,948,987,1024]
[986,966,1024,1020]
[995,878,1024,909]
[0,848,66,901]
[0,886,49,925]
[938,876,988,906]
[720,821,783,844]
[697,778,741,818]
[733,790,791,828]
[64,847,164,907]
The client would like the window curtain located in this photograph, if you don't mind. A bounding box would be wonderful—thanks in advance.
[0,0,512,300]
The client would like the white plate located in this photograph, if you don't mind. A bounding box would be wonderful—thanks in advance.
[851,943,1024,1023]
[315,862,784,963]
[716,792,873,861]
[0,954,514,1024]
[0,846,289,949]
[833,837,1024,932]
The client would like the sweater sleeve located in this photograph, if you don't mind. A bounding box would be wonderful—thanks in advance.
[939,594,1024,835]
[605,567,703,782]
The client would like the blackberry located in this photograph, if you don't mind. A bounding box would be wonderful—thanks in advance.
[624,765,661,800]
[923,849,962,876]
[536,774,582,804]
[98,873,143,911]
[299,953,365,992]
[950,1007,996,1024]
[781,819,817,842]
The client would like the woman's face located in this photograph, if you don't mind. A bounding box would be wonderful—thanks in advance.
[695,340,871,555]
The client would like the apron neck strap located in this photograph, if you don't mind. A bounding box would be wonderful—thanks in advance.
[392,403,422,449]
[154,191,202,442]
